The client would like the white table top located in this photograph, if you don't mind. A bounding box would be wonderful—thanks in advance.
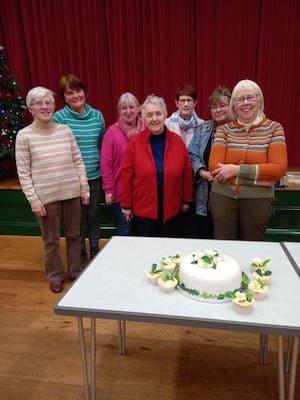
[55,236,300,336]
[282,242,300,278]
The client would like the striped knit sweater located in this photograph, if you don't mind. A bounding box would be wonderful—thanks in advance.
[208,116,288,199]
[53,104,105,180]
[15,121,89,208]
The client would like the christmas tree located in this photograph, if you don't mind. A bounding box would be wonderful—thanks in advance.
[0,46,26,180]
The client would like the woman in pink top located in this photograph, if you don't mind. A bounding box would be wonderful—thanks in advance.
[100,92,144,235]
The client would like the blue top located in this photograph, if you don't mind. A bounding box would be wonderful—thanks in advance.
[53,104,106,180]
[188,120,216,216]
[150,130,166,220]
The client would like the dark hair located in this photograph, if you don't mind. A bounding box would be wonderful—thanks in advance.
[58,74,87,101]
[208,86,231,110]
[175,84,197,101]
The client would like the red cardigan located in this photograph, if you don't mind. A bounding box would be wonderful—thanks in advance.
[121,127,193,222]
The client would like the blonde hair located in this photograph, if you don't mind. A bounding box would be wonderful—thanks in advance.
[117,92,140,113]
[229,79,264,121]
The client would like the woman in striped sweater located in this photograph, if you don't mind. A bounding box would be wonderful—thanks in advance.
[16,87,90,293]
[209,79,288,240]
[53,75,106,265]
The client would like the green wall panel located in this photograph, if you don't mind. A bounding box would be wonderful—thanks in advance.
[0,187,299,242]
[0,189,117,238]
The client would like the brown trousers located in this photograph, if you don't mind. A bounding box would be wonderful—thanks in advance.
[209,192,275,241]
[37,197,81,282]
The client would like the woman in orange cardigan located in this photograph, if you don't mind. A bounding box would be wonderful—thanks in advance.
[209,79,287,240]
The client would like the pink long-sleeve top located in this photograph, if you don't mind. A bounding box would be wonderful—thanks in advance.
[100,123,129,203]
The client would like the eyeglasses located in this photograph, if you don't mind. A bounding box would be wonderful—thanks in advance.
[178,98,194,105]
[210,103,229,111]
[234,94,258,105]
[31,100,53,108]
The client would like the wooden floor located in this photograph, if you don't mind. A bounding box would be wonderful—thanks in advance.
[0,235,299,400]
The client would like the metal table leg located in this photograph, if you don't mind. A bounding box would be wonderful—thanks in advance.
[278,336,285,400]
[118,320,127,355]
[260,333,268,365]
[285,336,293,374]
[91,318,96,400]
[288,336,299,400]
[77,317,90,400]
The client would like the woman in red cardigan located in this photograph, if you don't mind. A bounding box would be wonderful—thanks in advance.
[209,79,288,240]
[121,94,193,237]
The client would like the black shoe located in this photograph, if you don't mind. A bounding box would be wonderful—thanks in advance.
[90,248,99,259]
[69,275,78,282]
[81,253,88,268]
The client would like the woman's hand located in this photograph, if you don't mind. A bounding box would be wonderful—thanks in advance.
[32,204,47,217]
[105,193,114,204]
[81,193,90,205]
[181,204,190,213]
[198,169,214,182]
[211,163,240,182]
[122,208,133,222]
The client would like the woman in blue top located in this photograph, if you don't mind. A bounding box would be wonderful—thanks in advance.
[188,86,231,238]
[53,74,106,265]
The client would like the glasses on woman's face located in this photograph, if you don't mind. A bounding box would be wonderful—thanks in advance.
[178,97,194,105]
[210,103,229,111]
[31,100,53,108]
[234,94,258,105]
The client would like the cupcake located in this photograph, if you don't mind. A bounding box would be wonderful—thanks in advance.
[160,256,177,274]
[248,279,268,300]
[147,263,162,285]
[252,268,272,284]
[171,254,183,268]
[157,269,178,293]
[250,257,270,272]
[232,291,254,313]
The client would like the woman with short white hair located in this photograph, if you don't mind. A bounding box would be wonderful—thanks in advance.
[122,94,193,237]
[16,86,89,293]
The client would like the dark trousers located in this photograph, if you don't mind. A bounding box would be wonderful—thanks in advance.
[37,197,81,282]
[81,177,101,255]
[194,213,214,239]
[176,203,197,238]
[209,192,275,241]
[132,214,181,237]
[113,202,131,236]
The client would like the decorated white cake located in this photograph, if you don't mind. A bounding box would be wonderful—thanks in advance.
[178,250,243,302]
[146,250,273,306]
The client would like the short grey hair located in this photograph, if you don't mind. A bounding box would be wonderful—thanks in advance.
[26,86,56,108]
[140,94,168,119]
[117,92,140,113]
[229,79,264,121]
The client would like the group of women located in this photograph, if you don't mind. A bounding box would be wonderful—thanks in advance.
[105,79,287,243]
[15,77,288,292]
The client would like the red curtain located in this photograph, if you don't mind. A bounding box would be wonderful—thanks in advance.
[0,0,299,165]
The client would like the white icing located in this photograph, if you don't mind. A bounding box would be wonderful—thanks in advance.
[179,251,241,296]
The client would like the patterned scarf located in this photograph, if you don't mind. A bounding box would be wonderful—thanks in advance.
[117,114,145,139]
[178,111,201,130]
